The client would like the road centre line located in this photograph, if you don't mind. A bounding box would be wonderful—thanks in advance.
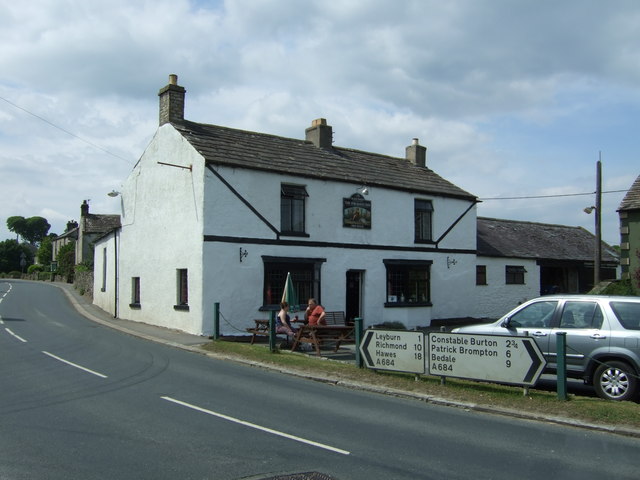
[42,351,108,378]
[5,328,27,343]
[161,396,351,456]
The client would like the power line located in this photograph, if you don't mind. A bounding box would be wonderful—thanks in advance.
[479,189,628,201]
[0,94,133,164]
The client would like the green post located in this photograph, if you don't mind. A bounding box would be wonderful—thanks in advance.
[355,317,364,368]
[213,302,220,340]
[556,332,568,401]
[269,310,277,353]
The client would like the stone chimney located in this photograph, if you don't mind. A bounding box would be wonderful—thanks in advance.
[305,118,333,149]
[406,138,427,167]
[81,200,89,217]
[158,74,186,126]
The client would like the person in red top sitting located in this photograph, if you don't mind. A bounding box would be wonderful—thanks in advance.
[305,298,326,325]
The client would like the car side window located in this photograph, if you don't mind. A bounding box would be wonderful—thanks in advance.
[509,301,557,328]
[610,302,640,330]
[559,301,602,329]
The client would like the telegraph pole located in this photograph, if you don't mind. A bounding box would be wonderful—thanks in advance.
[594,155,602,287]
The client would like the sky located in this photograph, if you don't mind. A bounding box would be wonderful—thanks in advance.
[1,0,638,247]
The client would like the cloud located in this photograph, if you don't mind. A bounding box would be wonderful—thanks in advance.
[1,0,639,246]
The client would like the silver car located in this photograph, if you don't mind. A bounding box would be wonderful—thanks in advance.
[452,295,640,401]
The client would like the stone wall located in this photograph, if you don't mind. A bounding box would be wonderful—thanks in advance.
[74,270,94,299]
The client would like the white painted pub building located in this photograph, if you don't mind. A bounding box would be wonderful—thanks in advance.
[93,75,521,336]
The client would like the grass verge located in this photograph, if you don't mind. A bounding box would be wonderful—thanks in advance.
[201,340,640,431]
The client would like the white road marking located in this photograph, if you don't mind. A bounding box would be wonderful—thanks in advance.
[5,328,27,343]
[161,396,351,455]
[42,351,108,378]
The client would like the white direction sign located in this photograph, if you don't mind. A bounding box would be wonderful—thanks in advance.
[360,330,425,374]
[428,333,546,386]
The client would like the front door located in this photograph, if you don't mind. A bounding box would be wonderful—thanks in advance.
[345,270,363,323]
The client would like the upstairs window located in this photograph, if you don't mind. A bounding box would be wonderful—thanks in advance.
[281,184,308,235]
[414,199,433,243]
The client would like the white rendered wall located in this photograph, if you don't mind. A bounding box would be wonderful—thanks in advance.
[201,165,479,333]
[113,126,207,335]
[92,230,118,316]
[474,257,540,320]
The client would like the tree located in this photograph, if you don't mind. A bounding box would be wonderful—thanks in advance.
[6,216,27,241]
[37,235,55,269]
[56,242,75,282]
[25,217,51,244]
[6,216,51,245]
[0,239,32,273]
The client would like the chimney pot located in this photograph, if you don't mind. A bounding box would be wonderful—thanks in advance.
[406,138,427,167]
[306,118,333,149]
[158,74,186,126]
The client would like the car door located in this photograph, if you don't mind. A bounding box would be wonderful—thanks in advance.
[547,300,610,375]
[504,300,557,363]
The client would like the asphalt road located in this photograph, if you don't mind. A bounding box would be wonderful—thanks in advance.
[1,280,639,480]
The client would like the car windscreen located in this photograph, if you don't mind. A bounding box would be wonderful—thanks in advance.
[610,302,640,330]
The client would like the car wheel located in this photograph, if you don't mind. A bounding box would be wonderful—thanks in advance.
[593,361,638,401]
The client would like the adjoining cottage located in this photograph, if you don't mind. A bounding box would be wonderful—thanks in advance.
[52,200,121,268]
[474,217,618,318]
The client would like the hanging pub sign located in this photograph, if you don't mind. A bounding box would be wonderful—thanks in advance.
[343,193,371,229]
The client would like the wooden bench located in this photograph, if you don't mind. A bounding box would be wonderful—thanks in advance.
[324,311,347,326]
[246,319,270,344]
[246,318,297,346]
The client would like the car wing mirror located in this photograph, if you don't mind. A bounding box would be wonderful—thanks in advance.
[501,317,512,329]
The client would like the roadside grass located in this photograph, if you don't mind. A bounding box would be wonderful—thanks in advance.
[202,340,640,430]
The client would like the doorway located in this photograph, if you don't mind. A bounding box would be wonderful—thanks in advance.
[345,270,364,323]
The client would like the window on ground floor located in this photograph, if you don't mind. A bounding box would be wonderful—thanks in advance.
[476,265,487,285]
[175,269,189,310]
[130,277,141,308]
[262,256,325,310]
[384,259,432,306]
[505,265,526,285]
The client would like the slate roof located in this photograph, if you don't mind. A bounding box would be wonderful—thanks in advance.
[477,217,618,264]
[83,214,121,234]
[618,174,640,211]
[173,120,476,201]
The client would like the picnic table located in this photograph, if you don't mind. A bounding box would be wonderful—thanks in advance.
[290,322,355,355]
[247,311,356,355]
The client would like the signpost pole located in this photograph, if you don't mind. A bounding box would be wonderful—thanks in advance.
[269,310,277,353]
[213,302,220,340]
[354,318,363,368]
[556,332,568,401]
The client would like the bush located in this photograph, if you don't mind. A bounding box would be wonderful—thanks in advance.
[27,264,44,274]
[600,279,638,296]
[38,272,52,281]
